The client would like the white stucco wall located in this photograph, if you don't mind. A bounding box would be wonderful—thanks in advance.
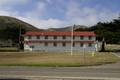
[24,35,96,52]
[24,36,96,41]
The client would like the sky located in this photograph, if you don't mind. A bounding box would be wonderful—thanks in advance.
[0,0,120,29]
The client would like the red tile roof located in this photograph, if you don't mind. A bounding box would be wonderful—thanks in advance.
[25,31,96,36]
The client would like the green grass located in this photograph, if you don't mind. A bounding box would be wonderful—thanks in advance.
[0,51,119,67]
[106,44,120,50]
[104,44,120,52]
[0,47,18,52]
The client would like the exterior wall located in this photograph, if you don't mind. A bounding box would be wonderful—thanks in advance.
[24,36,96,41]
[24,35,97,52]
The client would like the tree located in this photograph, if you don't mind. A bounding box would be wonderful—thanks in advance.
[89,16,120,44]
[100,38,105,52]
[0,26,26,49]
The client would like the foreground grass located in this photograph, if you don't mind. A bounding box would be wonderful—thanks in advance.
[0,52,119,67]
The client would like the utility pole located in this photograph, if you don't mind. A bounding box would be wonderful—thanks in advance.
[71,24,74,56]
[83,44,86,64]
[19,25,21,50]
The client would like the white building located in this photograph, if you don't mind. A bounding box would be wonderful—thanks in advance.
[24,31,97,52]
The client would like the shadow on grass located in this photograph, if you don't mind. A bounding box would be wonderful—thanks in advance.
[0,78,104,80]
[0,78,28,80]
[100,49,120,53]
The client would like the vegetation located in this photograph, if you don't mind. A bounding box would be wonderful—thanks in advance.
[0,16,39,31]
[0,47,18,52]
[0,16,40,49]
[76,17,120,44]
[105,44,120,52]
[0,52,119,67]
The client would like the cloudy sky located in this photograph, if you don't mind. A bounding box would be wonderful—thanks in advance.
[0,0,119,29]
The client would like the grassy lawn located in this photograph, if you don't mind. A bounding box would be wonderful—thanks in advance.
[105,44,120,51]
[0,47,18,52]
[0,52,119,67]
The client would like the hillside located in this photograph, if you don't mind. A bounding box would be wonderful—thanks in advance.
[0,16,39,31]
[0,16,87,32]
[47,25,87,31]
[0,16,42,48]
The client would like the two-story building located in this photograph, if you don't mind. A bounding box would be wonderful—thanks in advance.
[24,31,97,52]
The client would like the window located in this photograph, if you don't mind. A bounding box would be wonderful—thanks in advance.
[45,42,48,46]
[62,36,66,39]
[45,35,48,39]
[62,43,66,47]
[80,36,84,40]
[28,35,31,39]
[53,42,57,47]
[30,45,34,48]
[54,36,57,39]
[89,36,92,40]
[80,43,84,47]
[88,43,92,47]
[73,36,75,40]
[36,36,40,39]
[73,42,75,47]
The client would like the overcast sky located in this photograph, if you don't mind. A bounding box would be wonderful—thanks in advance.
[0,0,119,29]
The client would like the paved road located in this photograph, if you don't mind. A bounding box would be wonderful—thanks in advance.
[0,53,120,80]
[115,52,120,57]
